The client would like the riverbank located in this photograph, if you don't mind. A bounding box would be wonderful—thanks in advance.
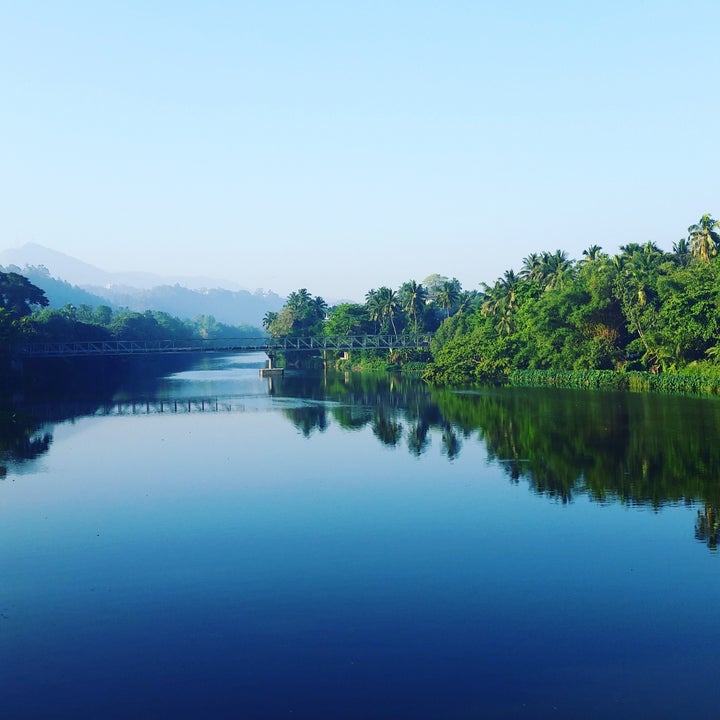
[331,357,720,397]
[507,368,720,395]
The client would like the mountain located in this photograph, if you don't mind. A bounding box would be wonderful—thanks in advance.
[0,243,285,327]
[0,242,246,291]
[2,265,113,310]
[88,283,284,327]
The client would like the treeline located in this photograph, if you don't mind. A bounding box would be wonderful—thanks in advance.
[0,269,263,358]
[265,213,720,385]
[24,305,263,343]
[427,213,720,384]
[6,212,720,388]
[263,276,479,369]
[263,276,480,339]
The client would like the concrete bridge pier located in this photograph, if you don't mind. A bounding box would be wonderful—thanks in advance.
[259,352,284,377]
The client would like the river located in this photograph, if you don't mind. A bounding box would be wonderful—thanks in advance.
[2,352,719,719]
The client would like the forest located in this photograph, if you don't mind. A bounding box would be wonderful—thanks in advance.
[264,213,720,389]
[4,213,720,392]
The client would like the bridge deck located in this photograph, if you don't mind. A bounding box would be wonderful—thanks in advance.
[16,335,431,358]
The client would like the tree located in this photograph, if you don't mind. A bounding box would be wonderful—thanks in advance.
[435,279,461,318]
[0,272,48,319]
[520,252,543,282]
[93,305,113,326]
[262,311,278,330]
[672,238,691,266]
[324,303,371,336]
[267,289,325,338]
[366,286,400,334]
[688,214,720,263]
[398,280,427,333]
[581,245,604,263]
[481,270,522,333]
[538,250,574,291]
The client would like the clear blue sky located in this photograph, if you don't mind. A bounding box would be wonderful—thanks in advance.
[1,1,717,300]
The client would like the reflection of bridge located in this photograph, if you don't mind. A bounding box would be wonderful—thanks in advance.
[96,397,254,416]
[16,335,432,358]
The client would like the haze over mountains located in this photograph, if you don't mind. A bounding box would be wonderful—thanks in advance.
[0,243,285,327]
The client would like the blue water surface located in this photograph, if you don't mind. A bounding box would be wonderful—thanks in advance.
[2,354,719,719]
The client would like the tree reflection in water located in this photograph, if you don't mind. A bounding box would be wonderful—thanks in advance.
[4,365,720,551]
[274,373,720,550]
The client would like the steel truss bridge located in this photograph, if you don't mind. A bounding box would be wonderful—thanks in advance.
[15,334,432,358]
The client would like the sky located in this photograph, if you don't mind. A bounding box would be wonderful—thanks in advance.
[1,1,718,301]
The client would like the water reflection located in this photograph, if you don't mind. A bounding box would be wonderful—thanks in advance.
[3,358,720,549]
[257,371,720,549]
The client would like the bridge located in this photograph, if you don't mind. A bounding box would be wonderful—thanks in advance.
[15,334,432,358]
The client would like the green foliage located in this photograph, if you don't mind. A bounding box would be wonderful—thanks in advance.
[507,369,720,395]
[323,303,372,336]
[688,213,720,263]
[0,272,48,320]
[400,361,427,374]
[8,275,263,350]
[365,287,404,334]
[267,288,327,338]
[423,214,720,392]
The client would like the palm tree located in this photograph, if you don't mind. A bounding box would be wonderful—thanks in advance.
[456,290,479,314]
[581,245,603,262]
[313,296,328,322]
[672,237,691,266]
[520,252,543,282]
[481,270,519,317]
[262,311,277,330]
[688,213,720,263]
[481,270,521,334]
[540,249,574,291]
[399,280,427,334]
[287,288,312,312]
[435,280,460,318]
[375,286,400,335]
[365,289,381,333]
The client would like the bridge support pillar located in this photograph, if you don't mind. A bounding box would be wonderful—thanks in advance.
[260,353,284,377]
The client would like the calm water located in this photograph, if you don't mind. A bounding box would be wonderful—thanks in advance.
[2,353,720,719]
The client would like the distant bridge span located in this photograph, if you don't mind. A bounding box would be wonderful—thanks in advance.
[16,334,432,359]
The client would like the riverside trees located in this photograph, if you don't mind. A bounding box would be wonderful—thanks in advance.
[426,214,720,384]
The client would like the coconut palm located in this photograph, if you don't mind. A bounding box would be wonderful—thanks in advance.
[520,252,543,282]
[365,289,381,333]
[313,296,328,322]
[581,245,603,262]
[672,237,691,266]
[399,280,427,333]
[435,280,461,318]
[366,287,400,334]
[481,270,519,317]
[376,286,400,334]
[688,214,720,263]
[262,311,277,330]
[539,249,574,291]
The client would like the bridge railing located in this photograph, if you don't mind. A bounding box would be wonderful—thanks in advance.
[16,338,269,357]
[265,335,432,352]
[15,334,432,358]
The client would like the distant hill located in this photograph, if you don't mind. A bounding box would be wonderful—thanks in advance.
[0,242,247,291]
[0,243,285,327]
[0,263,113,310]
[88,283,284,327]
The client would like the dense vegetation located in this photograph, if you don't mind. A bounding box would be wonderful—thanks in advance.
[263,213,720,389]
[0,269,264,389]
[5,212,720,393]
[425,213,720,385]
[1,262,285,327]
